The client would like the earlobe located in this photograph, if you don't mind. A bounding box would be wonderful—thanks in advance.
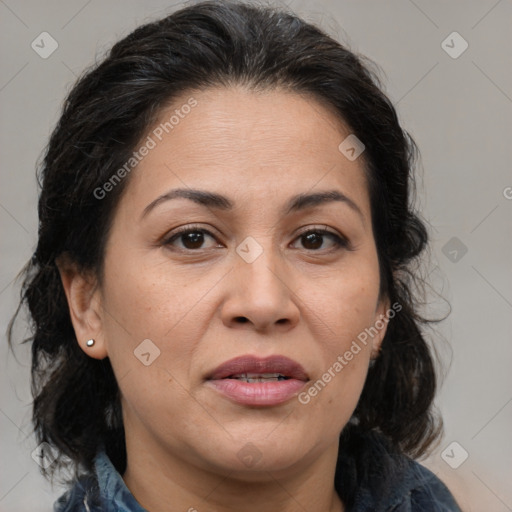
[56,255,108,360]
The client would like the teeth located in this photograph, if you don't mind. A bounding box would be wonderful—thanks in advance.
[231,373,289,382]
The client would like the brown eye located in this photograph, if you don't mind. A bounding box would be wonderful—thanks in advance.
[163,227,220,251]
[293,229,349,251]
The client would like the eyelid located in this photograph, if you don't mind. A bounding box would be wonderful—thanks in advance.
[295,224,338,237]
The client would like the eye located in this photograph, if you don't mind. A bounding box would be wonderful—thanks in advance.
[162,225,351,253]
[291,227,350,252]
[162,225,221,251]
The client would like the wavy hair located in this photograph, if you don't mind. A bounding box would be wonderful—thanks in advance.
[8,0,444,493]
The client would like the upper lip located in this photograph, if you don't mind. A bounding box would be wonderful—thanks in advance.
[207,355,309,381]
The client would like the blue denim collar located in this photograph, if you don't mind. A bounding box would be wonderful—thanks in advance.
[92,450,147,511]
[55,432,462,511]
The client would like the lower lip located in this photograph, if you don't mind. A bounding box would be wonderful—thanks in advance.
[206,378,307,406]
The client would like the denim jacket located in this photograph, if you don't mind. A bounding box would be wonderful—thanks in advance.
[53,431,462,512]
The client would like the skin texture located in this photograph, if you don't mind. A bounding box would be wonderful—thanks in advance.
[59,86,390,512]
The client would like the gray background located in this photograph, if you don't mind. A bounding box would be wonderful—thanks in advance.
[1,0,511,510]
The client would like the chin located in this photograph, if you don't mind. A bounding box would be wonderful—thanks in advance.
[200,432,314,477]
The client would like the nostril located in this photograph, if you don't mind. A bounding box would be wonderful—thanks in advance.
[235,316,249,323]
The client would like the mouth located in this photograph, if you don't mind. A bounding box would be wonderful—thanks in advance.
[226,372,291,382]
[205,355,309,406]
[207,354,309,381]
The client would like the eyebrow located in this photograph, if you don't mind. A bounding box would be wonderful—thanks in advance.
[141,187,364,221]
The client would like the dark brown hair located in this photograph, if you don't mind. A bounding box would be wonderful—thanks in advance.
[9,0,444,494]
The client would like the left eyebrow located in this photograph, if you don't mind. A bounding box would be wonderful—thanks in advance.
[141,187,364,222]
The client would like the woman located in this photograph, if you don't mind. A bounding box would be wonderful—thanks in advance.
[9,1,462,510]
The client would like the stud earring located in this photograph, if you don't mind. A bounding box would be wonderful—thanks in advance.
[86,339,95,347]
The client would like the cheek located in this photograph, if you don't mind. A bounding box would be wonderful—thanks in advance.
[301,262,381,344]
[101,250,198,340]
[295,350,369,447]
[99,261,207,436]
[293,260,379,420]
[98,252,202,393]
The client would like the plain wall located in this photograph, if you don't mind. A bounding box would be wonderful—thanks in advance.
[1,1,511,510]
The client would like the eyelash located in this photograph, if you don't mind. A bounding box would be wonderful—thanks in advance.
[162,224,351,253]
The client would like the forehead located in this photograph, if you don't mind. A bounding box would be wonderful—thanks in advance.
[120,86,371,220]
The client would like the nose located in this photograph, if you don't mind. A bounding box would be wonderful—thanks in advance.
[220,241,300,333]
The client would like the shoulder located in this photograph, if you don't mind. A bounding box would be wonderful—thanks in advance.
[387,458,462,511]
[53,451,146,512]
[335,426,462,511]
[53,473,102,512]
[380,456,461,512]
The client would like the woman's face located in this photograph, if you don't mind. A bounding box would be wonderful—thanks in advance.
[80,86,390,477]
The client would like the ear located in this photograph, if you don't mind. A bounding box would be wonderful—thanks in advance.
[370,295,392,360]
[56,254,108,360]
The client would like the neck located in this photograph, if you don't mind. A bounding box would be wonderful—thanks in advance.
[122,428,344,512]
